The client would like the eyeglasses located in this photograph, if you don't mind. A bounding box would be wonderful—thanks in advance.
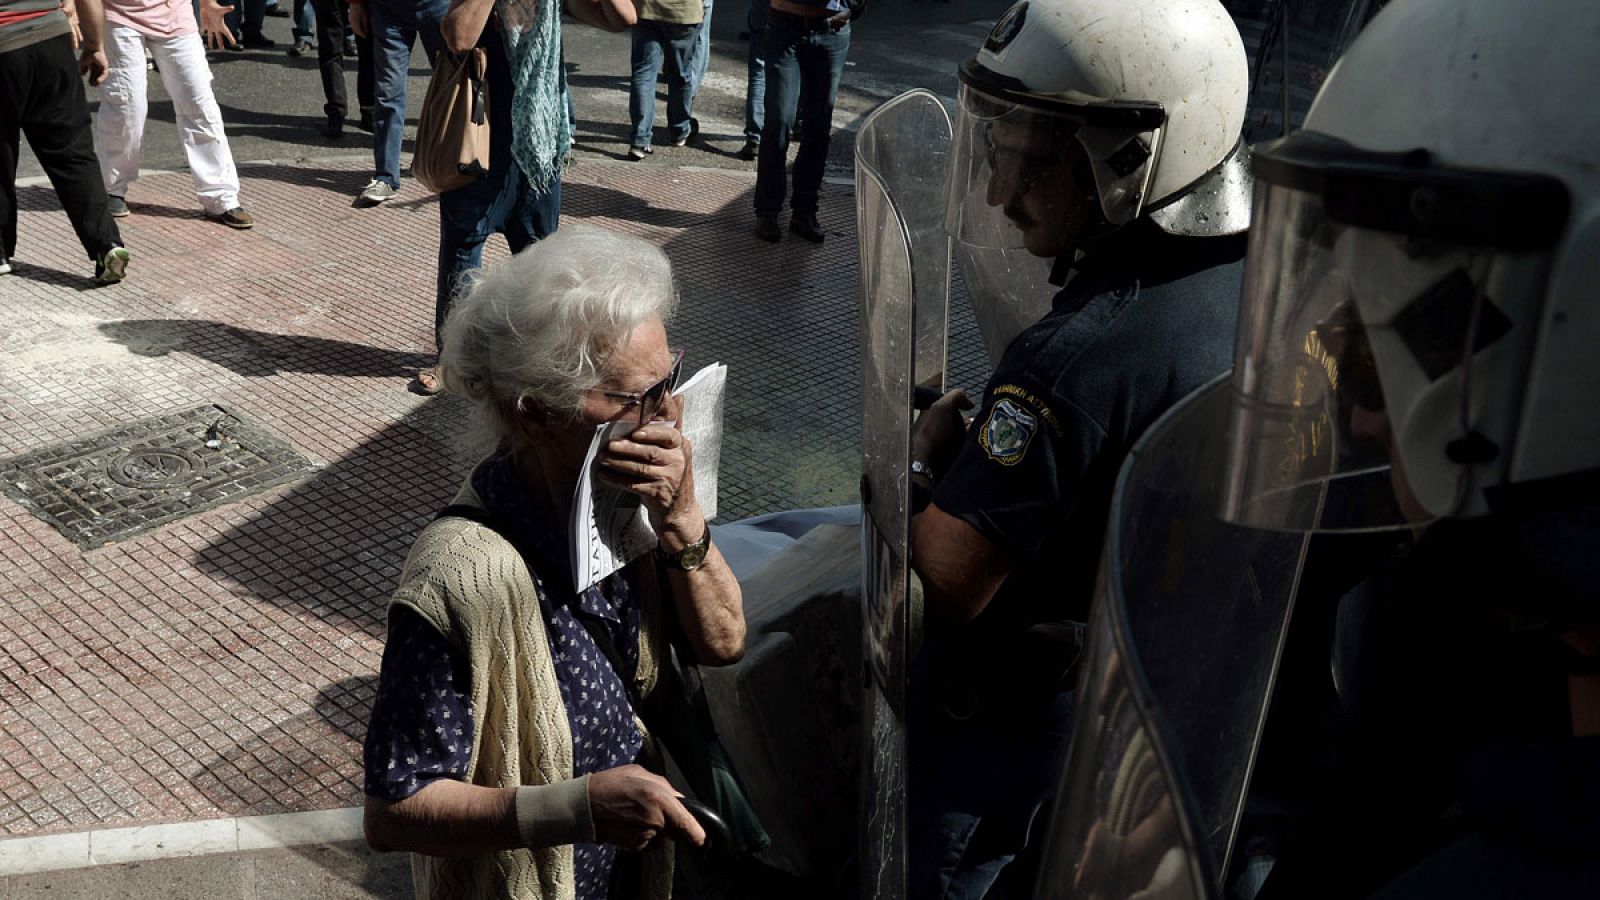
[984,126,1066,196]
[594,349,685,426]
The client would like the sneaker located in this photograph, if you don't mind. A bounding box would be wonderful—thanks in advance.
[207,206,255,229]
[627,145,652,161]
[0,252,11,275]
[288,38,313,56]
[755,215,781,243]
[94,245,130,284]
[106,195,130,217]
[344,36,359,57]
[321,115,344,139]
[356,179,397,206]
[737,139,759,161]
[669,117,700,148]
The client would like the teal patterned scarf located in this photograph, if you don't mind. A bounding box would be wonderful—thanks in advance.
[495,0,569,195]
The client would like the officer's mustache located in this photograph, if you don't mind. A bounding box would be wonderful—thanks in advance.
[1003,201,1036,230]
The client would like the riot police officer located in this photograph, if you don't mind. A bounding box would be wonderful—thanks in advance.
[903,0,1253,895]
[1222,0,1600,895]
[1033,0,1600,896]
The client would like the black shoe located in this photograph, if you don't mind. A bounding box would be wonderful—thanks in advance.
[242,33,276,49]
[344,36,359,56]
[737,139,759,161]
[321,115,345,139]
[265,3,289,15]
[288,38,313,56]
[755,215,781,243]
[358,107,374,132]
[790,213,825,244]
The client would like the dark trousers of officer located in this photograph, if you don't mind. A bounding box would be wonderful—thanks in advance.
[310,0,374,123]
[0,34,123,262]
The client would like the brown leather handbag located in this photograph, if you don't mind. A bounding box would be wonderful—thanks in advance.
[414,48,491,194]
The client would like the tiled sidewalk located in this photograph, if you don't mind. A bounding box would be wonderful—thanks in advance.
[0,158,986,845]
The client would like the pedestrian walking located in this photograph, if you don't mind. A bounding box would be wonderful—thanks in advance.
[95,0,256,229]
[2,0,131,282]
[625,0,702,160]
[415,0,633,395]
[347,0,447,206]
[308,0,373,138]
[751,0,863,244]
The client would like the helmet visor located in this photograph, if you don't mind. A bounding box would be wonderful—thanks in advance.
[1221,161,1558,533]
[945,81,1164,252]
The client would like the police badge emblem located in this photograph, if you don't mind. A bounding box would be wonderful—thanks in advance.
[985,2,1028,54]
[979,398,1037,465]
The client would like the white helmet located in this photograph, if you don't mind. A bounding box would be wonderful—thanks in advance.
[1222,0,1600,533]
[946,0,1251,248]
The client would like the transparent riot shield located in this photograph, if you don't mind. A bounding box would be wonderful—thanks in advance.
[855,89,953,900]
[1036,379,1310,899]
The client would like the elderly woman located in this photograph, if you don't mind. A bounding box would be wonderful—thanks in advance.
[363,224,745,899]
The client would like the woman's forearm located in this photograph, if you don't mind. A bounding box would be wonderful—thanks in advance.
[365,776,593,857]
[659,521,746,665]
[442,0,497,52]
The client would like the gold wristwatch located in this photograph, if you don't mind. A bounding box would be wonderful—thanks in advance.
[659,526,711,571]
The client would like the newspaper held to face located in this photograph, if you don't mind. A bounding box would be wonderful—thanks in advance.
[570,362,728,591]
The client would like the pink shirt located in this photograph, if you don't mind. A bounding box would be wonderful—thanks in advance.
[104,0,196,37]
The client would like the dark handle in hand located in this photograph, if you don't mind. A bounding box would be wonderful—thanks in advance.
[913,384,943,410]
[678,797,732,851]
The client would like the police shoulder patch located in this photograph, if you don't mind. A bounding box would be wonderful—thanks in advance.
[978,397,1037,466]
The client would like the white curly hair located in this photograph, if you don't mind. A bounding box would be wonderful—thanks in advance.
[438,224,679,449]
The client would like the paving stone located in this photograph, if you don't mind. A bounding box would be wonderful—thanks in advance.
[0,157,987,841]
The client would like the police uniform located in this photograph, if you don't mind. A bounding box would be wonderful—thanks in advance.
[909,220,1246,898]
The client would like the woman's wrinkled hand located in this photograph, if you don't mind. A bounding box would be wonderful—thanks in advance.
[595,393,701,540]
[588,764,705,851]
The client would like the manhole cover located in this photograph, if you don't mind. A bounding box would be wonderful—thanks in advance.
[0,404,319,549]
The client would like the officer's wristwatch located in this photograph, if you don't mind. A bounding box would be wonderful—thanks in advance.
[659,526,711,572]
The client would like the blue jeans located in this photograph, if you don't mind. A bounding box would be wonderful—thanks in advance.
[436,31,560,347]
[742,2,765,141]
[292,0,314,40]
[752,11,848,217]
[370,0,448,188]
[628,20,697,148]
[687,0,713,98]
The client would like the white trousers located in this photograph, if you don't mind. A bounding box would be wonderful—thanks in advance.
[97,24,240,214]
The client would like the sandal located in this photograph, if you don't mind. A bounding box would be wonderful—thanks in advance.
[411,366,443,396]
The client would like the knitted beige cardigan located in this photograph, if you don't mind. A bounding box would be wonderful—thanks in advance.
[389,484,675,900]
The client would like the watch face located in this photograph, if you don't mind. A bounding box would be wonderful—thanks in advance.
[679,541,709,570]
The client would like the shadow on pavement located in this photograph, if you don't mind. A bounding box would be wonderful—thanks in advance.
[188,675,417,898]
[190,396,471,630]
[99,320,434,379]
